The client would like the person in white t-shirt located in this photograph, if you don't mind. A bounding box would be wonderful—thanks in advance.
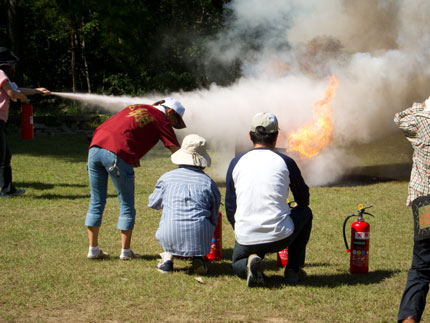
[225,112,312,287]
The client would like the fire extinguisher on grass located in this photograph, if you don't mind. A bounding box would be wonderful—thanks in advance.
[277,199,296,267]
[205,211,222,261]
[343,204,374,274]
[21,102,34,140]
[277,248,288,267]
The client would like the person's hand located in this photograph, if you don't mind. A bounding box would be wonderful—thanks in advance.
[168,145,180,154]
[132,160,141,167]
[152,99,165,106]
[17,93,28,102]
[425,96,430,111]
[36,88,51,96]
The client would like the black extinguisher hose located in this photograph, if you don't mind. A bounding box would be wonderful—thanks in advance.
[343,214,356,251]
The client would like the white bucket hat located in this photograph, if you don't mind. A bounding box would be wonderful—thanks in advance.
[171,134,211,167]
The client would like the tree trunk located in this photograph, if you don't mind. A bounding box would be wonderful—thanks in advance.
[7,0,17,48]
[81,39,91,93]
[6,0,23,83]
[70,28,78,93]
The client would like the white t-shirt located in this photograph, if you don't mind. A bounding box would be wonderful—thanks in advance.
[226,148,309,245]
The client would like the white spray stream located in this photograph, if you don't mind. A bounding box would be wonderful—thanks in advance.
[53,0,430,186]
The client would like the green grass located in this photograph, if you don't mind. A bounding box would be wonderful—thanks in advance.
[0,131,425,322]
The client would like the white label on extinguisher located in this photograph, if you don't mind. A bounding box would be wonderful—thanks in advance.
[355,232,369,240]
[30,116,33,125]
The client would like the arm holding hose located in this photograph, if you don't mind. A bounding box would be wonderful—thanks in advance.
[1,79,27,102]
[19,87,51,96]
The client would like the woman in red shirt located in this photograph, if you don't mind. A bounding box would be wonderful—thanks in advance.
[85,97,186,261]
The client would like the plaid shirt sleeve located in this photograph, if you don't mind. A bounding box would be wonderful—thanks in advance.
[394,102,430,206]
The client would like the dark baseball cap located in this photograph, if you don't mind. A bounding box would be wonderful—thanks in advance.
[0,47,19,66]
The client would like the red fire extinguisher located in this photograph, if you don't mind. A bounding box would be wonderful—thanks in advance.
[277,199,296,267]
[21,102,34,140]
[343,204,374,274]
[205,211,222,261]
[277,248,288,267]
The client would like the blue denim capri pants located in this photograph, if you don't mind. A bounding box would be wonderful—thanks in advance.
[85,146,136,230]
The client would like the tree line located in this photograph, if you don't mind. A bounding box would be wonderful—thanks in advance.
[1,0,240,97]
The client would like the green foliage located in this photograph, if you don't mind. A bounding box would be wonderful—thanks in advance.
[0,0,237,96]
[86,114,110,129]
[101,73,138,96]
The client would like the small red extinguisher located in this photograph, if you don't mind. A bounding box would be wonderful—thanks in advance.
[21,102,34,140]
[343,204,374,274]
[205,211,222,261]
[277,199,296,267]
[277,248,288,267]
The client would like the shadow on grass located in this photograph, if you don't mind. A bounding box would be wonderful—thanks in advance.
[205,261,234,277]
[200,247,234,276]
[139,254,160,261]
[302,261,332,267]
[84,254,163,263]
[154,248,236,277]
[168,261,235,277]
[16,181,87,190]
[199,250,400,288]
[261,269,401,289]
[82,252,401,288]
[185,252,337,279]
[304,269,401,287]
[14,180,111,200]
[32,193,117,200]
[33,194,91,200]
[323,163,411,187]
[9,133,89,163]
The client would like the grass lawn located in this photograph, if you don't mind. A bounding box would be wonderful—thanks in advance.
[0,130,425,322]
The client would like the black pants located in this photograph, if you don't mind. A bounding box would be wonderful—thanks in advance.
[0,120,14,194]
[232,206,312,278]
[398,200,430,322]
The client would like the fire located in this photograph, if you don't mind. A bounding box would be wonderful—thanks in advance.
[287,75,339,159]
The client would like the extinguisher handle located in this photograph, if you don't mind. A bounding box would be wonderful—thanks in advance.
[287,200,296,208]
[343,214,356,252]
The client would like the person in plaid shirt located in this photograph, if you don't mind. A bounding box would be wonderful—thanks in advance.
[394,98,430,207]
[395,96,430,323]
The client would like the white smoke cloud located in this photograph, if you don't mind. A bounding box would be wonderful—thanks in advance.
[56,0,430,185]
[184,0,430,184]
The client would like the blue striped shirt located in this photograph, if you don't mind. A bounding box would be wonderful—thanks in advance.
[148,166,221,257]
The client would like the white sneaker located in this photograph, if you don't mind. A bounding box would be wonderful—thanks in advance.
[120,250,143,260]
[246,254,265,287]
[87,249,110,260]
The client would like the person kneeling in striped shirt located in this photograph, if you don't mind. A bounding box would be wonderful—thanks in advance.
[148,134,221,274]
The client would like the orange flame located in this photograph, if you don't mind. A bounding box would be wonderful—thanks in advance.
[287,75,339,159]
